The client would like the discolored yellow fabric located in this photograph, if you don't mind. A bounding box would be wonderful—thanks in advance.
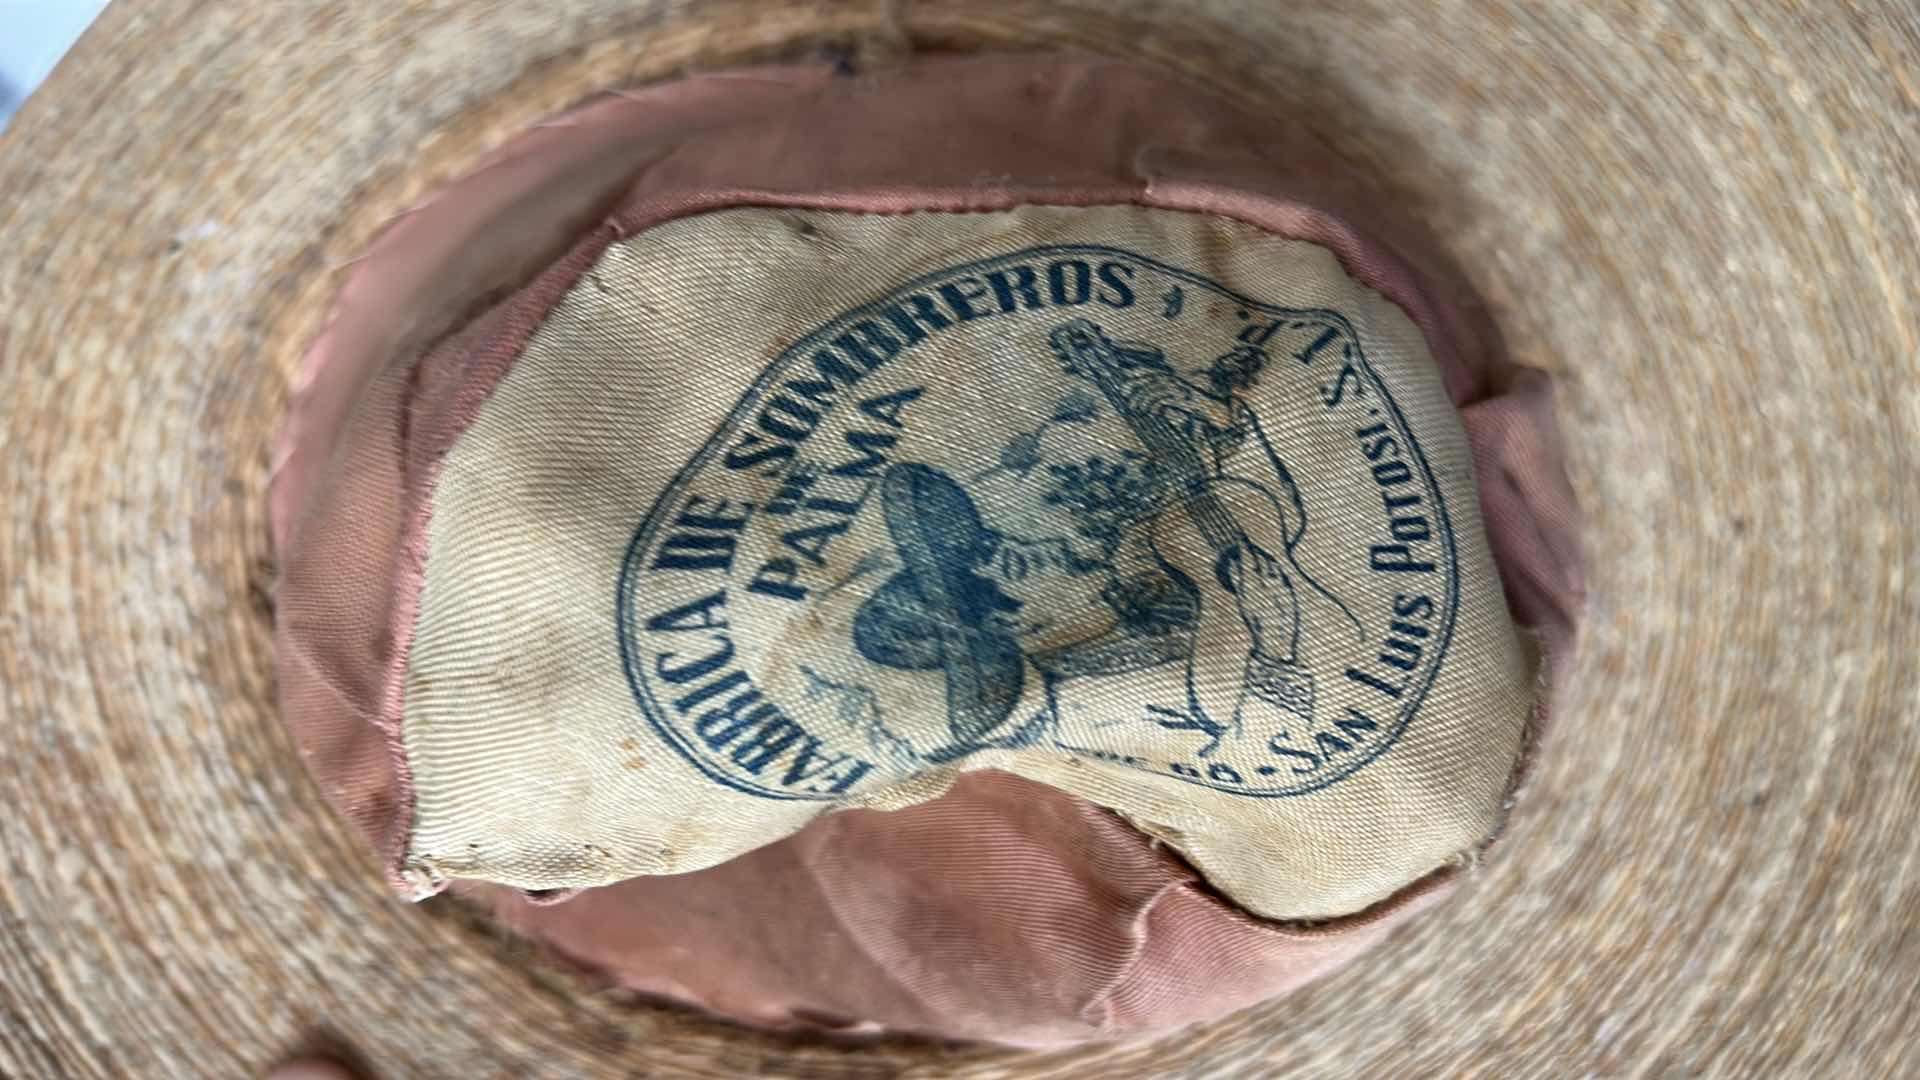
[7,1,1914,1075]
[403,205,1532,920]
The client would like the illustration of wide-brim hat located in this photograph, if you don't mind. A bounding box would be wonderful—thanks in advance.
[2,3,1915,1076]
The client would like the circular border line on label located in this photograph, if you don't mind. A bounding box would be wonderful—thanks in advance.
[616,242,1461,802]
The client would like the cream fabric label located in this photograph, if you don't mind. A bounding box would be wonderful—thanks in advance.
[402,205,1532,920]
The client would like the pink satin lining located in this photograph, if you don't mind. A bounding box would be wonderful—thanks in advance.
[272,55,1584,1044]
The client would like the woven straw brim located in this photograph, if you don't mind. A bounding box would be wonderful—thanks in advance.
[2,2,1915,1076]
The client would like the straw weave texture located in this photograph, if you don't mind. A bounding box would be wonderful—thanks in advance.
[1,2,1914,1076]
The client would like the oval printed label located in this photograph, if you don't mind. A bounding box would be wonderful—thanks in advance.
[617,244,1460,801]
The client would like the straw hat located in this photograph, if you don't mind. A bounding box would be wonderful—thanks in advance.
[2,2,1913,1076]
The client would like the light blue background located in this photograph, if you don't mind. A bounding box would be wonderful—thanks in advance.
[0,1,111,130]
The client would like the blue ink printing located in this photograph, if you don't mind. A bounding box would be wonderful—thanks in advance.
[616,245,1461,801]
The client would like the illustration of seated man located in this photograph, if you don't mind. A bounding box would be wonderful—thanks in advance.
[841,318,1362,767]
